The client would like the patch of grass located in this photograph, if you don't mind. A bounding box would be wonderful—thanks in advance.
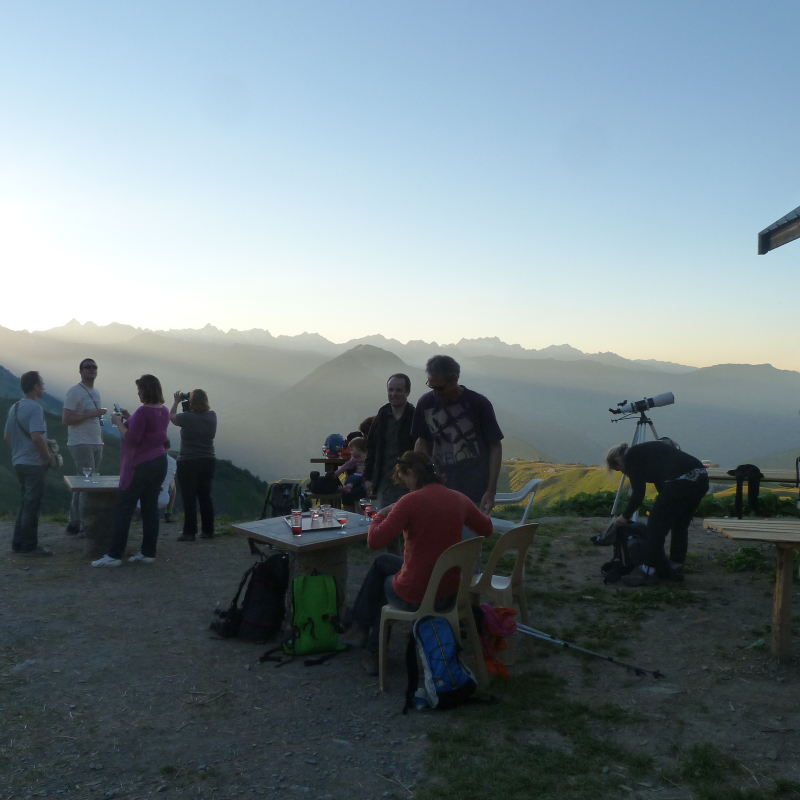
[717,545,772,573]
[417,670,651,800]
[679,742,739,783]
[159,764,177,775]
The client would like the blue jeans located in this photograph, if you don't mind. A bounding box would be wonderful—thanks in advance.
[108,455,167,559]
[176,457,215,536]
[13,465,47,552]
[351,553,455,655]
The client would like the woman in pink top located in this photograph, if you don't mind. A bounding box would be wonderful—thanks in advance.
[339,451,492,675]
[92,374,170,567]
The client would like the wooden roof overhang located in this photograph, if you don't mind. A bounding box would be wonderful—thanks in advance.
[758,205,800,254]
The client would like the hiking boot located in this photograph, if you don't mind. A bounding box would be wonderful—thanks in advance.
[20,545,54,557]
[339,624,367,648]
[92,554,122,567]
[176,534,196,542]
[164,512,174,523]
[128,553,156,564]
[621,567,658,588]
[65,523,81,536]
[361,653,379,677]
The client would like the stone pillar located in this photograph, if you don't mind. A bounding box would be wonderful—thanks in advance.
[82,491,118,559]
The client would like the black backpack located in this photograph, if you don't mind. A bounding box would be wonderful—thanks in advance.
[210,542,290,640]
[308,471,341,494]
[599,521,648,584]
[261,481,305,519]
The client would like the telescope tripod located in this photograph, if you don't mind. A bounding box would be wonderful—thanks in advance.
[609,411,661,521]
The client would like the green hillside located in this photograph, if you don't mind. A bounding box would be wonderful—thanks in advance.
[0,396,267,520]
[502,459,658,507]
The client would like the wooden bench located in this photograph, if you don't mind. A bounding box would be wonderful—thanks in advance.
[703,518,800,663]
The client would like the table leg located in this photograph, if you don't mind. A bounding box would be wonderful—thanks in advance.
[82,492,117,559]
[285,545,349,621]
[771,545,795,663]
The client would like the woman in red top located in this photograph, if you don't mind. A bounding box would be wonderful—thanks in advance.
[340,451,493,675]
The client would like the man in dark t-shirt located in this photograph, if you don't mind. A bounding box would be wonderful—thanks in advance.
[607,440,709,586]
[412,355,503,512]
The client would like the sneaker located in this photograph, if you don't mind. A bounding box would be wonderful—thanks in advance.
[199,532,214,539]
[65,523,81,536]
[164,512,174,523]
[92,554,122,567]
[361,653,379,677]
[664,566,685,583]
[128,553,155,564]
[20,545,54,557]
[176,534,196,542]
[621,567,658,588]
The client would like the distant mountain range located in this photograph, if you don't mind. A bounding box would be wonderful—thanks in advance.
[2,321,798,481]
[33,319,698,373]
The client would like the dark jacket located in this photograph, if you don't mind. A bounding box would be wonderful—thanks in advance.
[622,441,705,520]
[362,402,415,487]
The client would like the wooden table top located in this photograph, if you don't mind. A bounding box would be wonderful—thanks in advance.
[704,517,800,544]
[63,475,120,493]
[707,468,799,484]
[232,511,369,553]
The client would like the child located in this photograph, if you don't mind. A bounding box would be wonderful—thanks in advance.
[335,437,367,500]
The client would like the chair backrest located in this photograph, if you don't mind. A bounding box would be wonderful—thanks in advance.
[416,538,483,617]
[476,523,538,592]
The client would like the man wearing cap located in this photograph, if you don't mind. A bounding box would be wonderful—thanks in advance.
[63,358,106,535]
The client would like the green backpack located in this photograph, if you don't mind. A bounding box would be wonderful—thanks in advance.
[283,572,346,657]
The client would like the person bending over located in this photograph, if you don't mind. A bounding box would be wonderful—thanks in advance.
[339,451,493,675]
[607,440,709,587]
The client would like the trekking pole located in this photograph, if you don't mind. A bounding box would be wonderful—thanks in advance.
[516,623,664,679]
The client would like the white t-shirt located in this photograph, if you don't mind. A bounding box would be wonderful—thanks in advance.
[64,383,104,446]
[159,455,177,508]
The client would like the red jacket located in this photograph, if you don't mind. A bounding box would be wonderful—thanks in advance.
[367,483,493,604]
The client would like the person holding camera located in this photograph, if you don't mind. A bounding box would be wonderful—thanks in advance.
[4,371,60,556]
[170,389,217,541]
[607,440,709,587]
[93,374,169,567]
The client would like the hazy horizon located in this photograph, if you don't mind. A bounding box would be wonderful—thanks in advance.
[0,318,792,373]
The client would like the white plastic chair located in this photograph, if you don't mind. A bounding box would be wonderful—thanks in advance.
[490,478,543,532]
[377,537,489,692]
[469,523,538,626]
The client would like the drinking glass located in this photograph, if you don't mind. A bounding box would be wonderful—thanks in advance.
[82,467,92,482]
[322,505,333,524]
[291,509,302,536]
[91,471,99,485]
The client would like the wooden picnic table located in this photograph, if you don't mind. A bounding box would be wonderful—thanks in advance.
[703,517,800,663]
[232,511,369,616]
[706,468,799,485]
[63,475,120,558]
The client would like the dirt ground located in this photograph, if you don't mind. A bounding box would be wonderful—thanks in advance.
[1,515,799,800]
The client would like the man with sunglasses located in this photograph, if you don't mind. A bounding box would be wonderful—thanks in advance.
[63,358,107,535]
[411,355,503,514]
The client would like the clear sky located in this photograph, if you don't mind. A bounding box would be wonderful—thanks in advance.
[2,2,800,369]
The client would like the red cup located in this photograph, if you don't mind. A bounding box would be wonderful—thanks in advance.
[291,509,302,536]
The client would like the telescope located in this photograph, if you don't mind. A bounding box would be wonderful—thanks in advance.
[609,392,674,415]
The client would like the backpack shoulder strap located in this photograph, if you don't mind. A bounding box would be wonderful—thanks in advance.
[13,402,32,440]
[403,631,419,715]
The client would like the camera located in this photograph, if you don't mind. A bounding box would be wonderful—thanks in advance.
[609,392,674,415]
[179,392,191,413]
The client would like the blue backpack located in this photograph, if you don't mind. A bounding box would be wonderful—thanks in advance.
[404,616,477,713]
